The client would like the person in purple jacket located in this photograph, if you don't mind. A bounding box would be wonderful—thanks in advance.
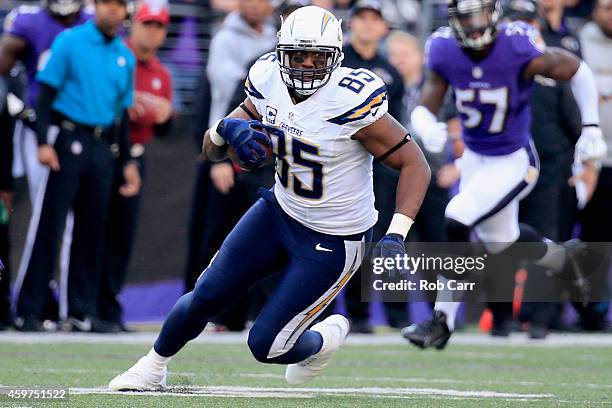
[0,0,92,203]
[401,0,607,350]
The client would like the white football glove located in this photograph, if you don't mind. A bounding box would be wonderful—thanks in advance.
[575,126,607,164]
[411,105,448,154]
[419,122,448,153]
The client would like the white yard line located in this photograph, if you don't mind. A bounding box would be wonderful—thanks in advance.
[69,385,554,400]
[1,331,611,346]
[236,373,612,390]
[14,369,610,391]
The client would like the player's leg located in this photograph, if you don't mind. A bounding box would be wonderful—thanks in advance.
[403,145,539,348]
[244,223,367,383]
[109,196,288,390]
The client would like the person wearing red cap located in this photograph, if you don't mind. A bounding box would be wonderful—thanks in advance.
[97,2,173,332]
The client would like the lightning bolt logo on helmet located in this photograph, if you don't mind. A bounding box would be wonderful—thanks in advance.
[277,6,344,96]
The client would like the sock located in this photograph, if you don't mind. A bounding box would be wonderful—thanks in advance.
[434,301,459,331]
[148,348,171,367]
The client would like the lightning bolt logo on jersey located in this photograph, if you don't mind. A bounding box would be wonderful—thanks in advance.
[244,53,389,235]
[426,22,545,155]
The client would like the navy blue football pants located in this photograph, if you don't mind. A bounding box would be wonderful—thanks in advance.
[155,189,369,364]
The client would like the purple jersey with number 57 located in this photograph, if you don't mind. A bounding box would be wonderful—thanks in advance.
[426,22,545,155]
[3,5,92,106]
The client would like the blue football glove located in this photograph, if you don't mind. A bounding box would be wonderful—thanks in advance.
[217,119,274,167]
[373,233,407,277]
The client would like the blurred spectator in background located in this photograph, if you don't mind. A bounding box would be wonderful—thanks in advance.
[184,0,275,302]
[577,0,612,330]
[97,1,174,333]
[1,0,93,326]
[580,0,612,241]
[503,0,582,338]
[539,0,583,55]
[564,0,596,30]
[14,0,139,332]
[380,0,421,33]
[312,0,337,10]
[208,0,275,123]
[211,0,239,13]
[0,83,15,331]
[338,0,405,333]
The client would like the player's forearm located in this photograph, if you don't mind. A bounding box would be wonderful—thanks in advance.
[395,159,431,220]
[569,61,600,126]
[202,129,228,161]
[0,48,17,76]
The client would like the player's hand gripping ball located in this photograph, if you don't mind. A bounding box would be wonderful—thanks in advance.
[218,119,280,170]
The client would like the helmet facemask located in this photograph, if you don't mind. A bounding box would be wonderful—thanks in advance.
[275,6,344,96]
[277,44,343,96]
[45,0,83,17]
[448,0,501,50]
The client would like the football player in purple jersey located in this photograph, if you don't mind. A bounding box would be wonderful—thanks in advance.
[401,0,607,349]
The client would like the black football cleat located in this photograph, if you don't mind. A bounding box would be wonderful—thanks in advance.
[401,311,451,350]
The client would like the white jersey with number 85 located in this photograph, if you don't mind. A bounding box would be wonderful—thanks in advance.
[245,52,389,235]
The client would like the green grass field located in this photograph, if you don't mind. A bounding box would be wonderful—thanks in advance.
[0,334,611,407]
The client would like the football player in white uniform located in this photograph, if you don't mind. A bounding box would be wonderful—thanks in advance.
[109,6,430,390]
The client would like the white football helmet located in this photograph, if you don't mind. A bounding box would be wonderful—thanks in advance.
[276,6,344,96]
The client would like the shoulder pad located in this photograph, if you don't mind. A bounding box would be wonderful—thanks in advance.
[244,52,278,100]
[431,26,453,40]
[501,21,546,55]
[4,5,42,35]
[326,67,388,126]
[425,27,455,77]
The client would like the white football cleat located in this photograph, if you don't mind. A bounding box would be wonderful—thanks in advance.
[108,355,167,391]
[285,314,349,385]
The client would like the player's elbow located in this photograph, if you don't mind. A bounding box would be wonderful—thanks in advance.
[546,48,581,82]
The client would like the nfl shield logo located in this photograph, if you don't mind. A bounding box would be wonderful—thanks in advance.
[266,106,278,125]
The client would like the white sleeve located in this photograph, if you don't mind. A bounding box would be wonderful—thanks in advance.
[328,71,389,136]
[243,53,276,118]
[570,61,600,125]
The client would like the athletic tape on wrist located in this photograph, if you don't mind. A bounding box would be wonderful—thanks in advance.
[209,119,226,146]
[386,213,414,240]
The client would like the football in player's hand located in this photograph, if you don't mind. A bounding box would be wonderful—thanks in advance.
[227,121,275,171]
